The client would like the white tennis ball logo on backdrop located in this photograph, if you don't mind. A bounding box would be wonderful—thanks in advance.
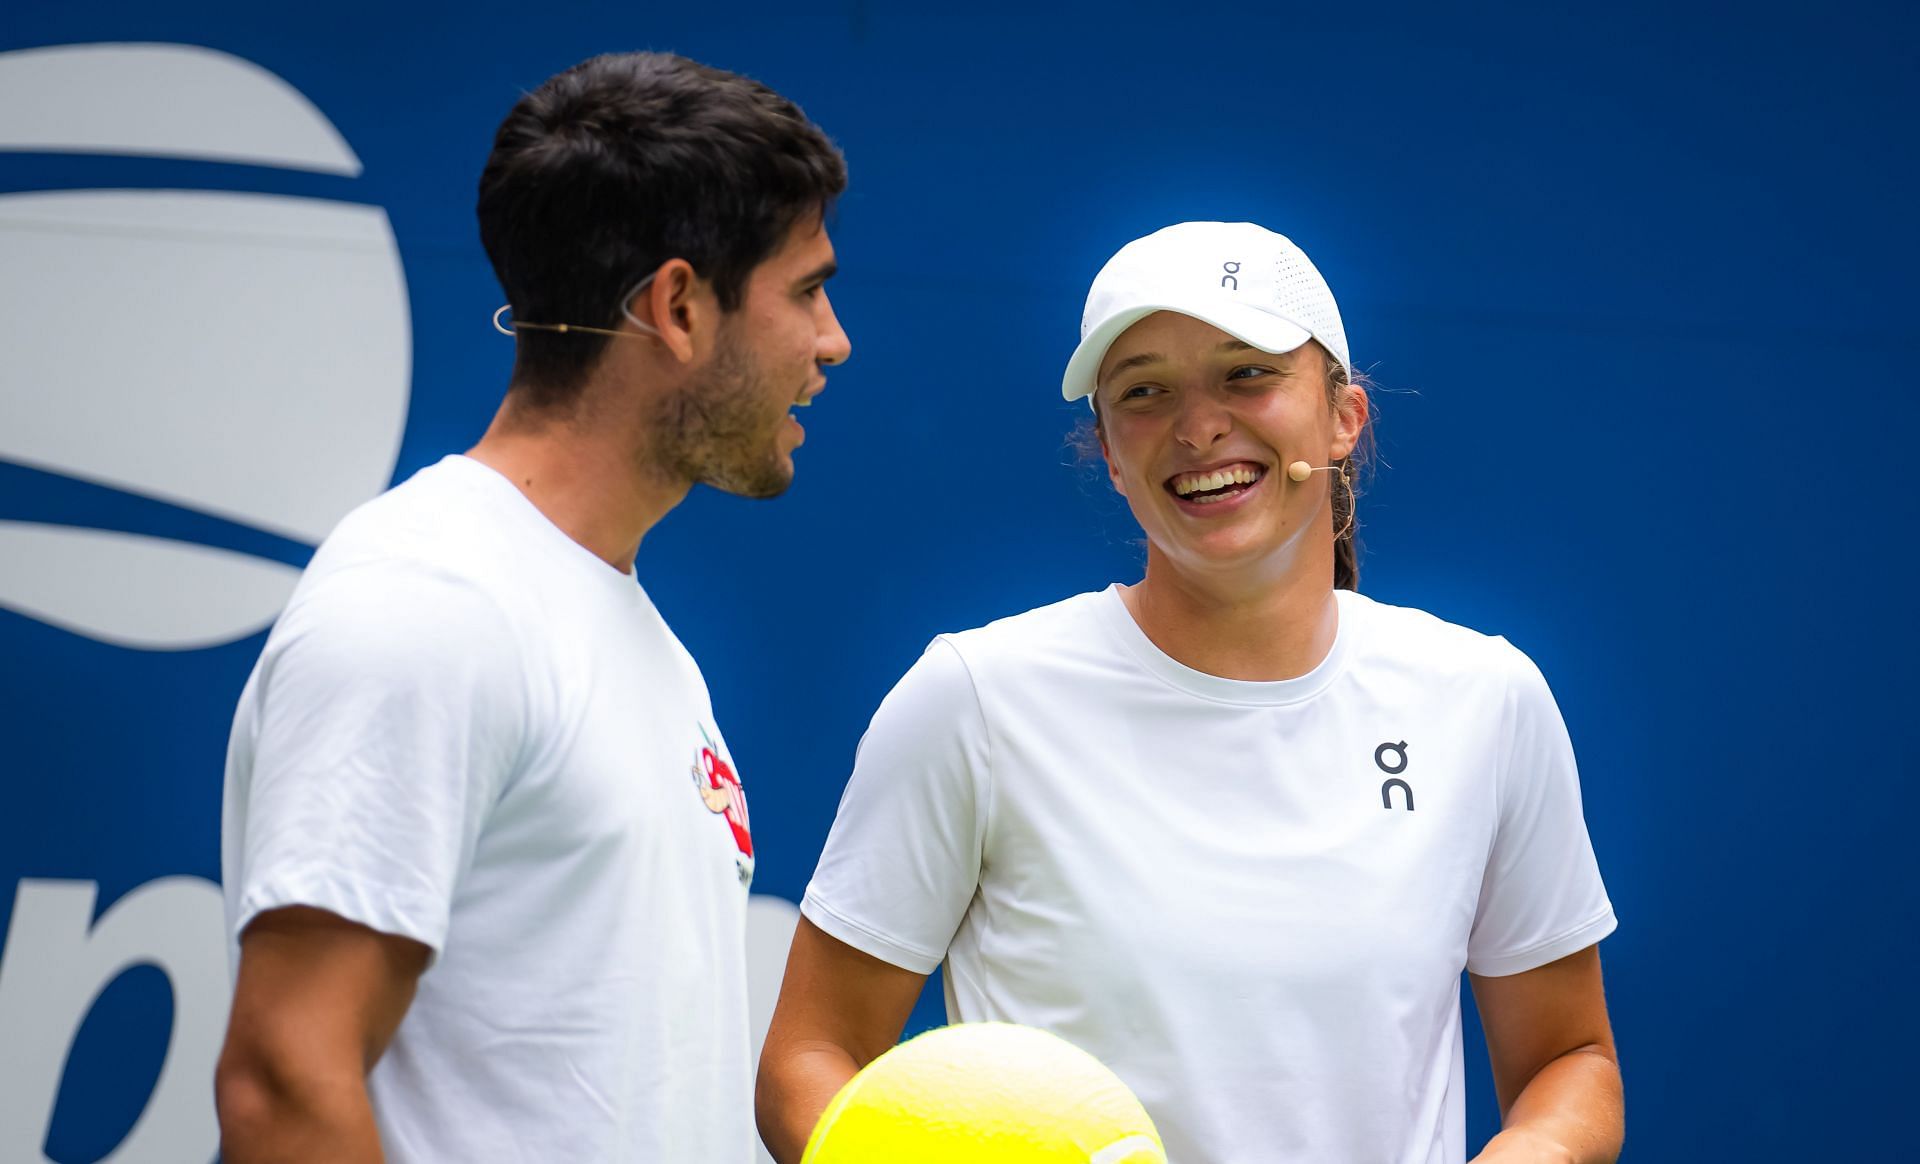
[0,46,799,1164]
[0,41,411,652]
[0,40,408,1164]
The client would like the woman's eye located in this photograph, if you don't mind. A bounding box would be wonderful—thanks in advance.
[1228,365,1275,380]
[1121,384,1160,399]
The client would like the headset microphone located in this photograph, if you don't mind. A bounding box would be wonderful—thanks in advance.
[1287,461,1335,483]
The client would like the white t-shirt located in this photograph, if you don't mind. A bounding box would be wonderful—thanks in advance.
[223,455,758,1163]
[802,586,1615,1164]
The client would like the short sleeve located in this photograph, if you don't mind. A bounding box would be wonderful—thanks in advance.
[801,638,990,975]
[227,562,526,956]
[1465,646,1618,977]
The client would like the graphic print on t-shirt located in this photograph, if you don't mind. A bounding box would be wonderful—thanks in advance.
[1375,739,1416,810]
[691,724,753,885]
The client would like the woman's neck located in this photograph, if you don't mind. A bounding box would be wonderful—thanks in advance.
[1121,549,1340,681]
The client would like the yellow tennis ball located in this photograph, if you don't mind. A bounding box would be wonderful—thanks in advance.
[801,1022,1166,1164]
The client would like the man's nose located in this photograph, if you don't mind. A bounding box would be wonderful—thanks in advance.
[816,290,851,366]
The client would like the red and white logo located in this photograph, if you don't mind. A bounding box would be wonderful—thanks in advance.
[692,725,753,884]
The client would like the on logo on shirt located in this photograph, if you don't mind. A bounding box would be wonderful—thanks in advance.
[1375,740,1415,811]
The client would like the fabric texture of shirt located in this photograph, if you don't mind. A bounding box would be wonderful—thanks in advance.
[223,455,758,1163]
[802,585,1615,1164]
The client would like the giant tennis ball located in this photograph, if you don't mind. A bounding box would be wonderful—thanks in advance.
[801,1022,1166,1163]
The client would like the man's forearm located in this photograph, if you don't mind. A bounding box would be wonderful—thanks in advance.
[756,1041,863,1164]
[1478,1045,1624,1163]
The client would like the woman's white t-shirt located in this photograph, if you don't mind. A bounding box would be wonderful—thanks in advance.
[802,586,1615,1164]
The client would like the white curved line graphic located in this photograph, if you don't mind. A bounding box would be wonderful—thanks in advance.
[0,522,301,650]
[1090,1135,1165,1163]
[0,189,411,545]
[0,42,361,175]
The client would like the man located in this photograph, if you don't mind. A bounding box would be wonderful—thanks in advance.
[215,52,850,1162]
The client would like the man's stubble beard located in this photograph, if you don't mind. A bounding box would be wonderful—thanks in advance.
[646,327,795,500]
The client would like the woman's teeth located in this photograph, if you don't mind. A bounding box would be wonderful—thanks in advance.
[1169,465,1264,500]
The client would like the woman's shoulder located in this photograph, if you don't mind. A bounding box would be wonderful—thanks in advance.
[931,587,1118,670]
[1341,589,1540,683]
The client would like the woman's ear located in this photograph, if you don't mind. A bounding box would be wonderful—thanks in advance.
[1094,404,1128,498]
[1330,381,1370,462]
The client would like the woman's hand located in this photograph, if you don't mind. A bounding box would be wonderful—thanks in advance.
[1470,1126,1577,1163]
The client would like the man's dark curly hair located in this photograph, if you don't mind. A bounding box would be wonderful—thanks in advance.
[477,52,847,408]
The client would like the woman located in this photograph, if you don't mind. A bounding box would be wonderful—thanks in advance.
[758,222,1622,1164]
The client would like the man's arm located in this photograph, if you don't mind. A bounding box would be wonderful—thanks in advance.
[1468,944,1623,1163]
[755,917,927,1163]
[215,906,431,1163]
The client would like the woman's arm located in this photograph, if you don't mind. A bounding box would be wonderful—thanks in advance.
[755,917,928,1164]
[1468,945,1623,1163]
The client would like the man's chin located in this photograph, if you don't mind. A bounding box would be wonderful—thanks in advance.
[703,456,794,500]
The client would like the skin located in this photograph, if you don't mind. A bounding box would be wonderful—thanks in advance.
[1471,949,1623,1163]
[1092,311,1364,681]
[467,213,850,573]
[214,214,850,1164]
[757,919,926,1162]
[757,312,1620,1163]
[215,909,428,1162]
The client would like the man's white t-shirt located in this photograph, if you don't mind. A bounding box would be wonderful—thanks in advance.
[802,586,1615,1164]
[223,455,758,1162]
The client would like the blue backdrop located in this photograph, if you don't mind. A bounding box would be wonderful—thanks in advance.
[2,2,1914,1160]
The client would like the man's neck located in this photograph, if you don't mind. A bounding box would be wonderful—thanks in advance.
[1121,544,1340,682]
[466,401,689,575]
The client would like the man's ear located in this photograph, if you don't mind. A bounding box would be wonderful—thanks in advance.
[631,258,710,364]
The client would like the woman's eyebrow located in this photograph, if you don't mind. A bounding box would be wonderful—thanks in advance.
[1104,339,1279,384]
[1104,350,1166,377]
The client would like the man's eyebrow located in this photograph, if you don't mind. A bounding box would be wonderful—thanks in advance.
[795,260,838,287]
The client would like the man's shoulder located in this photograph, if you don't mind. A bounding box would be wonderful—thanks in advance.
[315,456,485,559]
[279,459,527,647]
[305,456,538,593]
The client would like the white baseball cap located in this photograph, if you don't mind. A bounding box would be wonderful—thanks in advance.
[1060,221,1350,403]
